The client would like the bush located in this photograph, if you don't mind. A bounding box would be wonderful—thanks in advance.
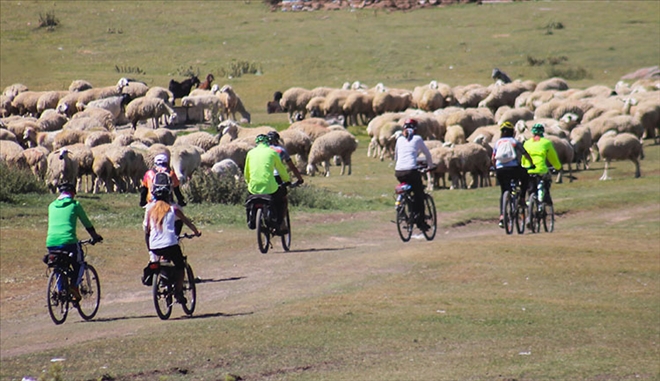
[546,66,591,80]
[288,185,360,210]
[185,171,248,205]
[0,162,47,203]
[38,11,59,30]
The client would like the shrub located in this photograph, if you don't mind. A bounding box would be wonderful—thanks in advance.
[0,162,47,203]
[546,66,591,80]
[38,11,59,30]
[185,171,248,205]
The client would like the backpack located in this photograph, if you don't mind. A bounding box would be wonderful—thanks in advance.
[495,139,517,163]
[151,170,172,199]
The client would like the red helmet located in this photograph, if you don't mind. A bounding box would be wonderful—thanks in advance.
[403,118,418,130]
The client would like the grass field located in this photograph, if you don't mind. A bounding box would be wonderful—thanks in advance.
[1,1,659,380]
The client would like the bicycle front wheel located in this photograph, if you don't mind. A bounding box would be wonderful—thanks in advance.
[515,195,526,234]
[181,264,197,315]
[47,270,69,325]
[396,201,413,243]
[502,191,514,235]
[543,203,555,233]
[256,208,270,254]
[422,194,437,241]
[281,209,291,252]
[152,272,172,320]
[77,264,100,320]
[527,195,540,233]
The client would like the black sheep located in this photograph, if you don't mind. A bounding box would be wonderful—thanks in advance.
[168,76,201,103]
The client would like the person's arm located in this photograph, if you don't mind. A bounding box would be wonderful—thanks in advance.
[274,155,290,183]
[285,158,304,184]
[139,186,148,207]
[515,141,535,168]
[76,202,103,242]
[174,207,201,236]
[418,139,432,169]
[173,186,186,206]
[546,142,562,171]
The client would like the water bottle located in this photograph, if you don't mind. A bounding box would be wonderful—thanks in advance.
[537,180,544,201]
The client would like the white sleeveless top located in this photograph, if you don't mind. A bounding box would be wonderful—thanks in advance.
[143,204,179,250]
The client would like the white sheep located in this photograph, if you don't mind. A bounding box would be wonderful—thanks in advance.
[181,94,224,122]
[279,128,312,169]
[444,125,467,146]
[0,128,18,142]
[121,81,149,99]
[38,109,68,131]
[11,91,46,117]
[546,135,574,183]
[36,91,69,115]
[217,85,250,122]
[46,148,78,193]
[170,144,204,183]
[211,158,242,180]
[0,140,27,169]
[22,146,49,179]
[306,129,358,176]
[446,142,491,189]
[84,130,114,147]
[62,143,95,193]
[342,90,376,126]
[175,131,221,151]
[57,78,129,117]
[535,77,570,92]
[78,94,131,125]
[280,87,313,123]
[90,144,115,193]
[69,107,115,130]
[444,107,495,138]
[453,83,491,108]
[68,80,93,92]
[5,118,41,148]
[218,120,275,144]
[105,146,145,192]
[372,90,412,115]
[125,97,177,129]
[201,140,253,169]
[569,125,593,170]
[597,131,643,180]
[478,81,531,111]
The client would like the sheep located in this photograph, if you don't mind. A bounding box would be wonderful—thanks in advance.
[125,97,177,129]
[306,96,327,118]
[174,131,221,151]
[218,120,275,144]
[306,129,358,176]
[372,90,412,115]
[597,131,643,180]
[280,87,313,123]
[0,140,27,169]
[426,145,453,191]
[152,128,177,146]
[287,119,331,143]
[535,77,570,92]
[145,86,175,105]
[546,135,574,183]
[321,89,352,124]
[444,107,495,138]
[0,128,18,142]
[446,142,491,189]
[133,127,160,146]
[467,124,500,145]
[36,91,69,115]
[84,130,114,147]
[343,90,376,126]
[22,126,40,148]
[496,107,534,127]
[633,99,660,144]
[140,143,171,168]
[217,85,250,122]
[121,81,149,99]
[3,83,29,99]
[63,116,108,132]
[198,74,215,90]
[534,98,591,121]
[478,81,530,111]
[5,118,41,148]
[569,125,593,170]
[371,121,402,161]
[444,125,467,146]
[53,129,88,150]
[105,146,144,192]
[279,128,312,169]
[453,83,491,108]
[211,158,242,180]
[112,130,134,146]
[170,144,204,183]
[63,143,95,193]
[201,140,253,169]
[181,94,224,122]
[46,148,79,193]
[56,78,129,117]
[22,146,49,179]
[168,76,201,103]
[37,109,68,131]
[69,107,115,131]
[11,91,47,117]
[90,144,115,193]
[68,80,93,92]
[78,94,131,125]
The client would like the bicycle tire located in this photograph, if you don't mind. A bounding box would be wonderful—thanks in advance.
[502,191,514,235]
[422,194,437,241]
[543,203,555,233]
[256,207,269,254]
[396,201,413,243]
[152,272,172,320]
[77,264,100,320]
[47,269,69,325]
[181,263,196,316]
[527,194,541,233]
[515,194,526,234]
[281,209,291,252]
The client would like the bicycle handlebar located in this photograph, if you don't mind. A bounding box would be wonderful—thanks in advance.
[179,232,201,240]
[80,238,102,246]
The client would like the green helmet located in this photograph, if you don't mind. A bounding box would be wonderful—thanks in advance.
[531,123,545,136]
[255,134,270,145]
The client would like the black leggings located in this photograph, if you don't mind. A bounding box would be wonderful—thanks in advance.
[395,169,425,221]
[496,166,529,214]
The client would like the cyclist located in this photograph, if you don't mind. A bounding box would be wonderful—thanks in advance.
[521,123,562,218]
[143,182,201,304]
[244,134,291,233]
[46,182,103,301]
[393,118,433,231]
[139,153,186,208]
[267,130,304,186]
[492,121,534,228]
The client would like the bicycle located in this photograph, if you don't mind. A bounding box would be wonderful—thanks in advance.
[527,173,555,233]
[245,181,298,254]
[44,239,101,325]
[501,177,527,235]
[151,233,198,320]
[394,168,437,242]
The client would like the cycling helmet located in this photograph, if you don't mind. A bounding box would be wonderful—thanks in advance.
[57,182,76,194]
[154,154,169,167]
[499,121,514,131]
[267,130,281,145]
[403,118,418,130]
[531,123,545,136]
[255,134,270,145]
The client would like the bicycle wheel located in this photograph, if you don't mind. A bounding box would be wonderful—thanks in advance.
[422,194,437,241]
[152,272,172,320]
[281,209,291,252]
[255,207,270,254]
[77,264,100,320]
[396,200,413,242]
[181,263,196,316]
[515,195,526,234]
[502,191,514,235]
[47,270,69,325]
[542,203,555,233]
[527,195,540,233]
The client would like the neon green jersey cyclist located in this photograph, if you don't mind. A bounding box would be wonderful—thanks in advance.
[521,123,562,205]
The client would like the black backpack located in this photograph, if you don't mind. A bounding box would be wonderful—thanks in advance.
[151,170,172,200]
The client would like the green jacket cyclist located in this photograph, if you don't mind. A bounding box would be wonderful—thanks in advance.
[521,123,562,206]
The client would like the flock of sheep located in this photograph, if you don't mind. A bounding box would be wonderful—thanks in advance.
[0,73,658,197]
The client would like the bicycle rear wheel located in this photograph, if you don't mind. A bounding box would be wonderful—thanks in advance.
[281,209,291,252]
[256,208,270,254]
[422,194,437,241]
[396,201,413,242]
[527,195,540,233]
[181,264,197,316]
[77,264,100,320]
[542,203,555,232]
[502,191,514,235]
[152,272,172,320]
[47,270,69,325]
[515,195,526,234]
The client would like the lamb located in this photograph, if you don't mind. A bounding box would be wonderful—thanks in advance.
[219,120,275,144]
[78,94,132,125]
[280,87,313,123]
[174,131,221,151]
[170,144,204,183]
[546,135,574,183]
[36,91,70,115]
[168,76,200,103]
[597,131,643,180]
[37,109,68,131]
[125,97,177,129]
[306,129,358,176]
[201,140,253,169]
[0,140,27,169]
[569,125,593,170]
[46,148,78,193]
[211,158,242,180]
